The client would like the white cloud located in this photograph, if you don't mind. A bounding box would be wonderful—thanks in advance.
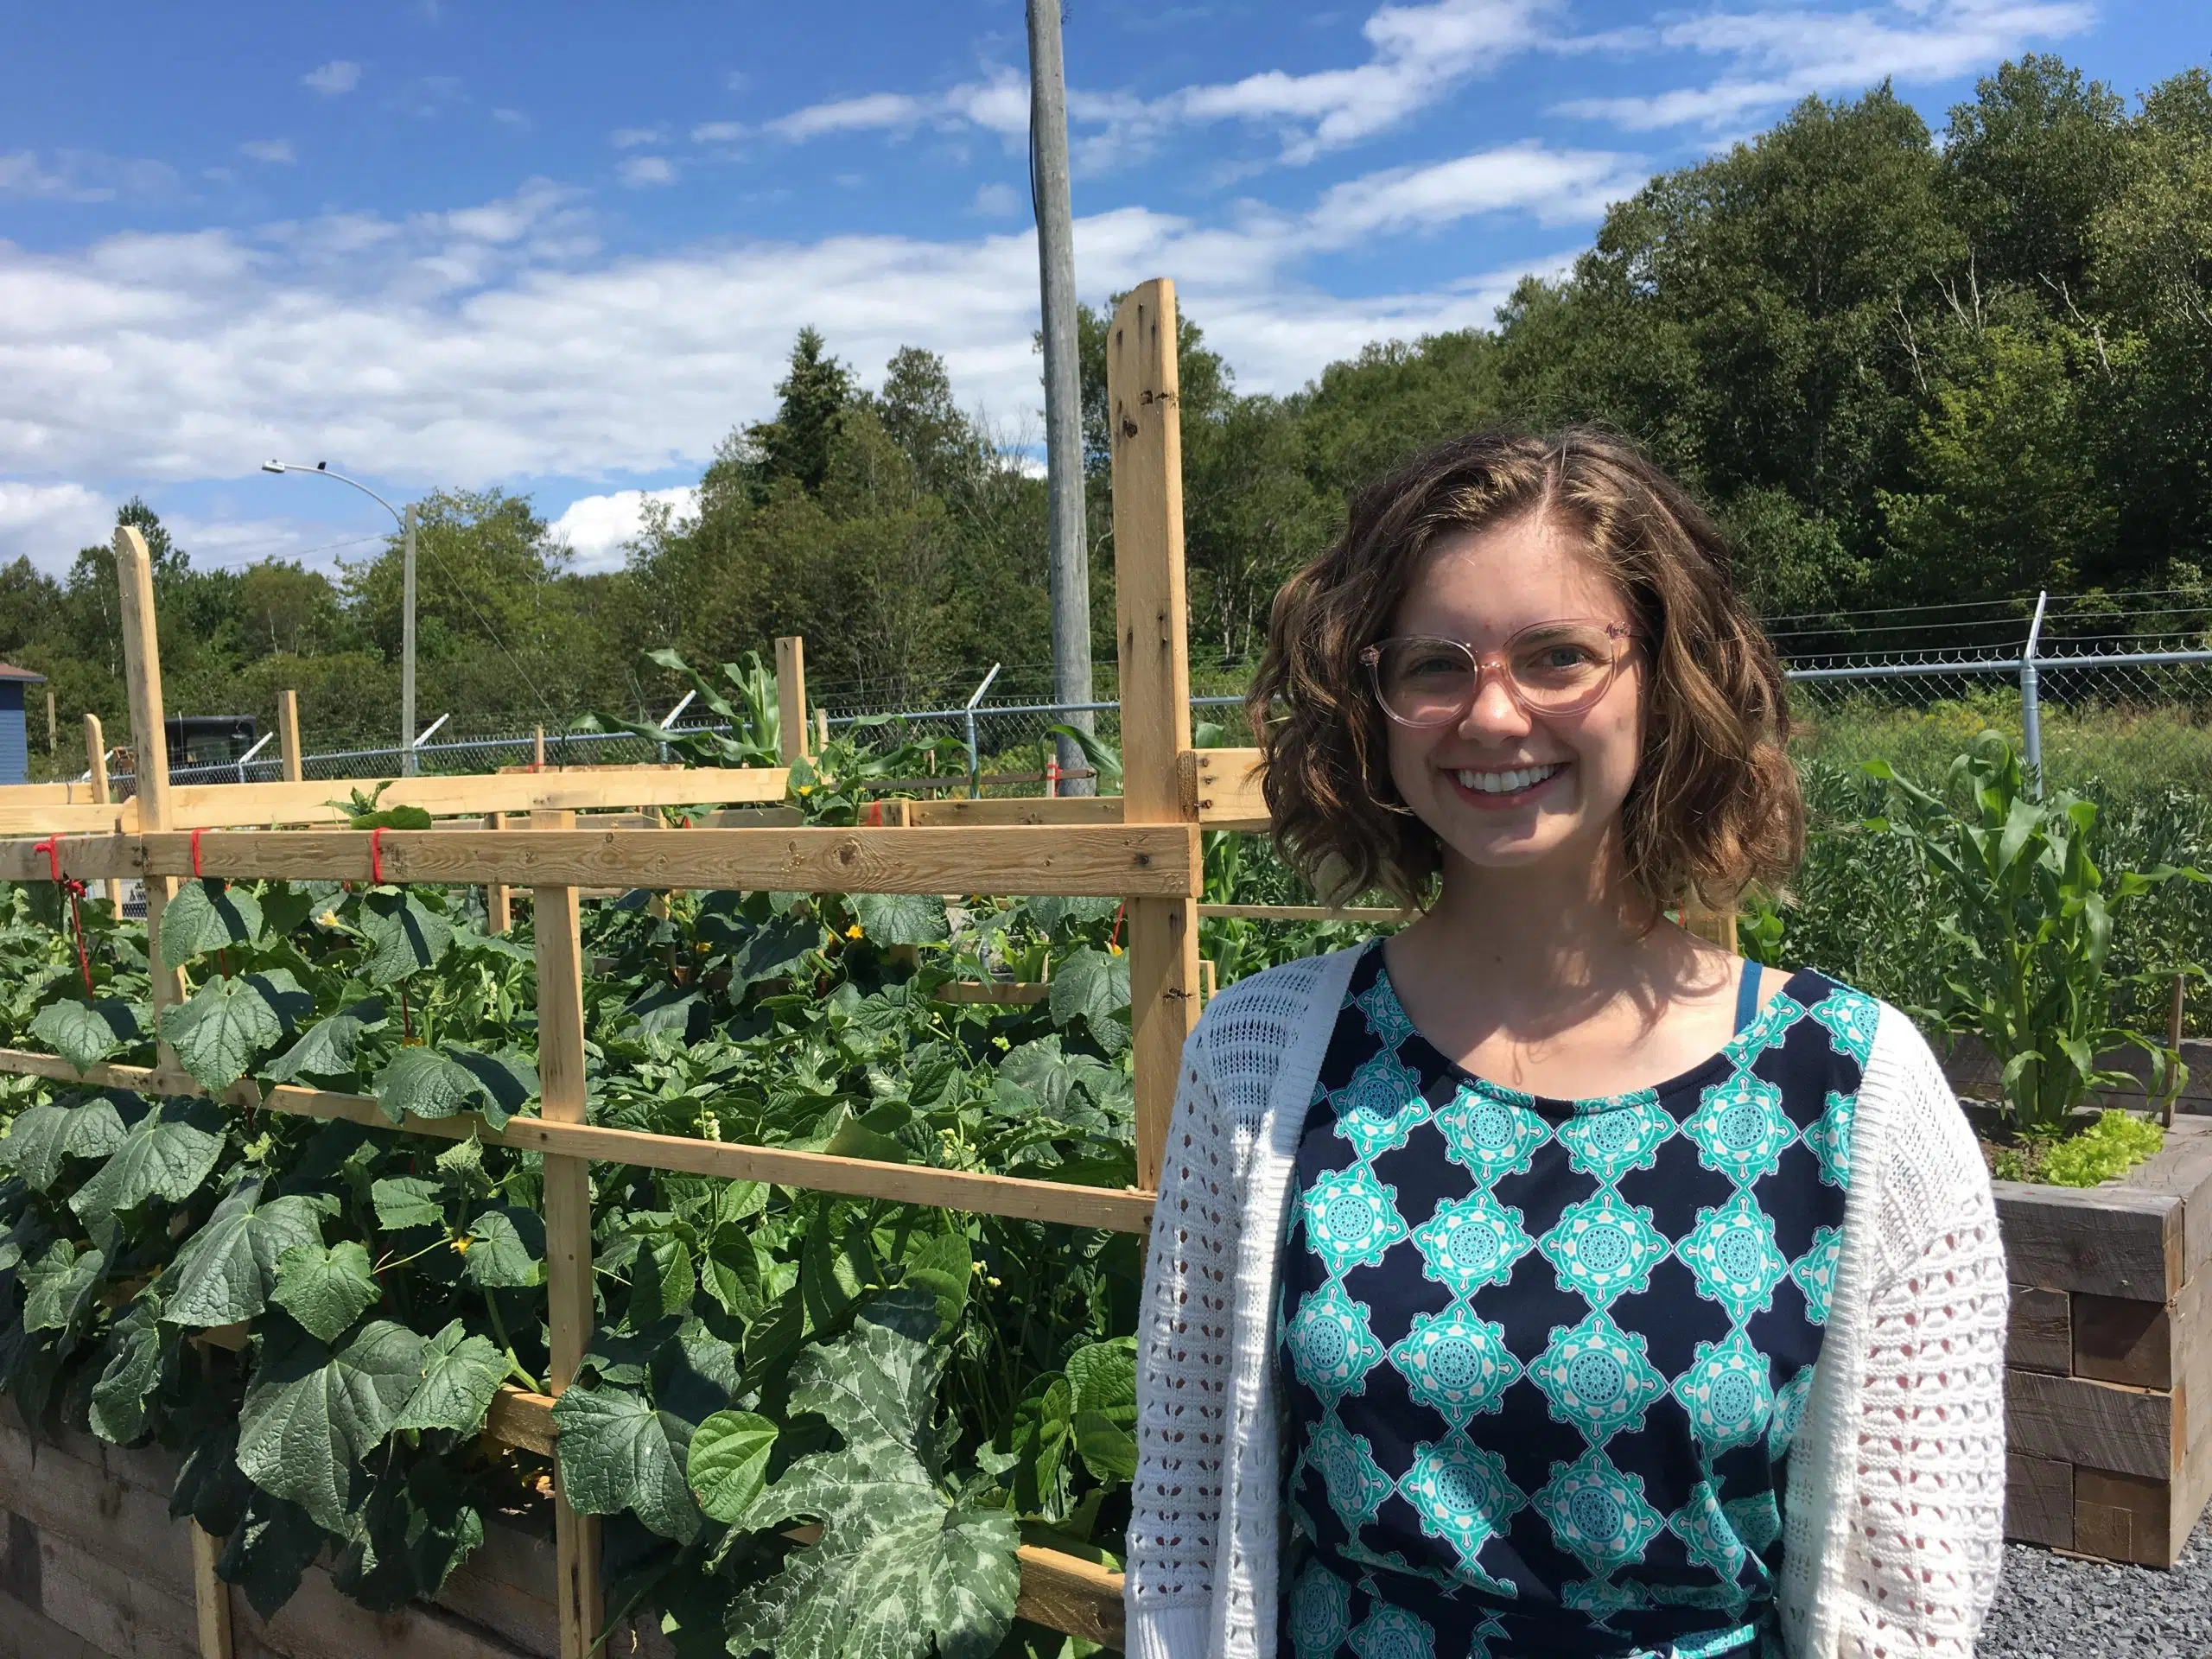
[241,137,298,165]
[0,482,111,574]
[970,181,1022,217]
[691,121,747,143]
[0,149,180,203]
[302,60,362,96]
[610,125,667,149]
[492,107,531,132]
[1305,142,1641,242]
[767,67,1030,143]
[548,486,699,571]
[1552,0,2095,130]
[618,155,676,188]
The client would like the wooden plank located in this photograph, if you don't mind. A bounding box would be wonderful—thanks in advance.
[2007,1286,2072,1373]
[906,797,1126,827]
[1679,903,1738,951]
[1198,903,1406,923]
[1109,278,1202,1198]
[2005,1369,2177,1479]
[483,812,512,935]
[2074,1293,2173,1389]
[161,766,788,828]
[0,803,137,836]
[1013,1545,1123,1648]
[1184,747,1268,830]
[2111,1116,2212,1280]
[190,1522,232,1659]
[1995,1181,2182,1300]
[0,824,1204,899]
[2075,1466,2177,1567]
[86,715,122,917]
[776,635,808,763]
[0,1052,1160,1233]
[933,982,1052,1007]
[276,691,302,785]
[486,1388,560,1458]
[530,812,602,1659]
[2004,1452,2074,1549]
[114,524,185,1072]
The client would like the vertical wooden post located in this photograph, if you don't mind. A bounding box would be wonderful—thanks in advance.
[485,812,513,934]
[45,689,55,754]
[776,636,809,762]
[84,714,123,916]
[531,809,602,1658]
[114,525,187,1069]
[534,725,547,770]
[815,706,829,753]
[190,1519,233,1659]
[1108,280,1201,1192]
[277,689,302,783]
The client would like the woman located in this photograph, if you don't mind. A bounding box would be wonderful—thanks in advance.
[1125,430,2007,1659]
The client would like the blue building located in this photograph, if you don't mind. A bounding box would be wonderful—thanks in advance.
[0,663,46,785]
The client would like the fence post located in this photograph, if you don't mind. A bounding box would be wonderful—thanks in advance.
[531,807,604,1658]
[277,689,302,783]
[2022,588,2049,795]
[83,713,123,917]
[776,636,809,762]
[1108,280,1202,1192]
[485,811,512,934]
[113,527,187,1063]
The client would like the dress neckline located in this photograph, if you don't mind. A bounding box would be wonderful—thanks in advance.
[1368,943,1821,1117]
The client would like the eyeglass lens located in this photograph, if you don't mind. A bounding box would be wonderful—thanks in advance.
[1373,626,1623,723]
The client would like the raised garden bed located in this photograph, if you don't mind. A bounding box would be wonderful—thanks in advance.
[1996,1116,2212,1565]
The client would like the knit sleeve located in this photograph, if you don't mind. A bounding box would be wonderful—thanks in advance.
[1837,1019,2009,1656]
[1126,1020,1237,1659]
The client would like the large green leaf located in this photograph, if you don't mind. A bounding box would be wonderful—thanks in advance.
[552,1382,703,1542]
[28,999,140,1072]
[359,890,454,983]
[270,1240,380,1343]
[850,893,950,946]
[264,999,388,1085]
[729,912,828,988]
[374,1046,532,1129]
[89,1299,167,1443]
[161,975,283,1091]
[370,1175,444,1232]
[162,1179,334,1327]
[393,1320,505,1435]
[330,1454,484,1612]
[1065,1337,1138,1484]
[687,1409,778,1522]
[159,879,264,969]
[216,1490,327,1619]
[1047,947,1130,1058]
[22,1239,105,1332]
[728,1297,1018,1659]
[461,1206,544,1289]
[1,1096,126,1191]
[237,1319,429,1533]
[68,1100,226,1225]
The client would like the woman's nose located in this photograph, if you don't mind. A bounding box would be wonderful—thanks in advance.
[1457,663,1529,737]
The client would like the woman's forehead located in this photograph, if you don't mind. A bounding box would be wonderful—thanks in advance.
[1396,518,1627,628]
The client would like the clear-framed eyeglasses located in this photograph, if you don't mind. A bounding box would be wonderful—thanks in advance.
[1359,620,1640,728]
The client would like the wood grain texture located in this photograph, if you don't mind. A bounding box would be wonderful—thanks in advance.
[485,1389,559,1457]
[114,525,169,835]
[2007,1285,2072,1373]
[164,766,788,827]
[2004,1452,2074,1549]
[2075,1466,2177,1567]
[83,715,123,917]
[1183,747,1267,831]
[906,797,1126,827]
[776,636,808,763]
[276,692,301,785]
[2111,1116,2212,1279]
[0,824,1203,898]
[2005,1369,2177,1479]
[932,981,1053,1007]
[1014,1545,1123,1647]
[1995,1180,2182,1300]
[1198,903,1407,923]
[483,813,512,935]
[2073,1294,2173,1389]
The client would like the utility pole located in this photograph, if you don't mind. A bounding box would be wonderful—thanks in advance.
[1028,0,1093,794]
[402,502,419,777]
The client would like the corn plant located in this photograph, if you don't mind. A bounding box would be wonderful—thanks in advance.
[1866,731,2202,1135]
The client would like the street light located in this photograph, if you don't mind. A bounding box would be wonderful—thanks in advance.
[263,460,419,776]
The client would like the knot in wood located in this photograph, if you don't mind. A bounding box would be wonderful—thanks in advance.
[834,839,860,868]
[1121,416,1140,438]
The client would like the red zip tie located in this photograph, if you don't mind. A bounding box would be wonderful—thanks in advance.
[190,827,204,878]
[1109,901,1127,950]
[29,837,92,995]
[370,824,387,886]
[30,836,60,884]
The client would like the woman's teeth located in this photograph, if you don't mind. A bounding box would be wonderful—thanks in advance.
[1456,763,1564,795]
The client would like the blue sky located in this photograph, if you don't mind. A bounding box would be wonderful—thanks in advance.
[0,0,2199,576]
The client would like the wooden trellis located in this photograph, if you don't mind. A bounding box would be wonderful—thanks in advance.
[0,280,1250,1657]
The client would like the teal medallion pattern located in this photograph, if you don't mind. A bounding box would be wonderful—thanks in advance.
[1278,944,1872,1659]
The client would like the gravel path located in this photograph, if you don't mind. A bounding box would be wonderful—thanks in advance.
[1981,1516,2212,1657]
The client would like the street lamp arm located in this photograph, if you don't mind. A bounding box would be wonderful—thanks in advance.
[260,460,405,527]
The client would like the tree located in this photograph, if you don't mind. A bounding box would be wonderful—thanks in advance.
[742,328,854,498]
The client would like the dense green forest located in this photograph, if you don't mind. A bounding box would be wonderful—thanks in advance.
[3,54,2207,773]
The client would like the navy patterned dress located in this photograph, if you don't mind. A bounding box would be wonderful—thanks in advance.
[1275,942,1876,1659]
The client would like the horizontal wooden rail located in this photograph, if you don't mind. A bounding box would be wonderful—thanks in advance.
[481,1388,1124,1644]
[1198,903,1406,923]
[906,797,1127,827]
[0,823,1203,898]
[934,981,1053,1007]
[0,1049,1157,1233]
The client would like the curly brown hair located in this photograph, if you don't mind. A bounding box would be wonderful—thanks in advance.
[1249,427,1802,914]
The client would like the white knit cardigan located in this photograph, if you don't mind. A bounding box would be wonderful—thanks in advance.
[1126,946,2009,1659]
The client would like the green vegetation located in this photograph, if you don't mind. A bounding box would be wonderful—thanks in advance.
[5,54,2209,772]
[1993,1108,2168,1186]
